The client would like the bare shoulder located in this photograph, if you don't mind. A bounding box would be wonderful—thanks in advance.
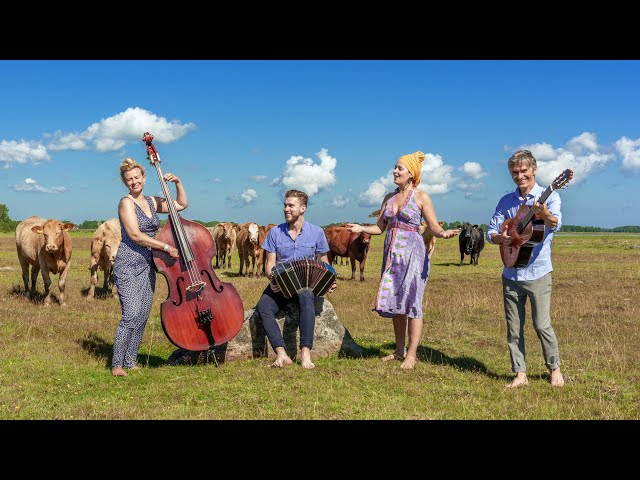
[119,196,134,209]
[413,189,431,204]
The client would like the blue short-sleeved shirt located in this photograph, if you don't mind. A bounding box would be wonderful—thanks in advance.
[486,183,562,282]
[262,221,330,263]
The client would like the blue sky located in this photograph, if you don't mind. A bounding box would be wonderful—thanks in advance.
[1,60,638,228]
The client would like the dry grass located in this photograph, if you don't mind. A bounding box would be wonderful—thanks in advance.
[0,231,638,419]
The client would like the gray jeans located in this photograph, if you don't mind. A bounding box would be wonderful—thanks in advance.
[502,272,561,373]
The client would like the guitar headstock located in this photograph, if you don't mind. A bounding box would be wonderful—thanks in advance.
[142,132,160,165]
[552,169,573,190]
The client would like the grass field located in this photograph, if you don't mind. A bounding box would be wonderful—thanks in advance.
[0,230,638,419]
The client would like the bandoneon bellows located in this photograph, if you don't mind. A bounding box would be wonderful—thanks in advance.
[272,258,337,298]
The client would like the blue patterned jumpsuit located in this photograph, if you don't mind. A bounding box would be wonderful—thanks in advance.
[111,196,160,369]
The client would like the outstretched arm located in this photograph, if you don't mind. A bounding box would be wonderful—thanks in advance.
[417,191,459,239]
[346,192,392,235]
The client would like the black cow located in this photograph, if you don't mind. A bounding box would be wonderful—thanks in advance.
[459,222,485,266]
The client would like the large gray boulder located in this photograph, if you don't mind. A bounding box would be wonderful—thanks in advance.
[166,297,363,365]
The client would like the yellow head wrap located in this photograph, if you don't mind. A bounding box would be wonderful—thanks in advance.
[398,150,425,187]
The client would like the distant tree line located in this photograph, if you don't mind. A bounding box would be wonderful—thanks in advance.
[0,205,19,233]
[560,224,640,233]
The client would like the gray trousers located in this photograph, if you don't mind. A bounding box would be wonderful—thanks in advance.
[502,272,561,373]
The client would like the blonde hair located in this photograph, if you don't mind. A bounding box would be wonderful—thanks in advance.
[508,150,537,170]
[119,157,145,183]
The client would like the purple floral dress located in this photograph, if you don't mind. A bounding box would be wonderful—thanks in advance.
[375,188,429,319]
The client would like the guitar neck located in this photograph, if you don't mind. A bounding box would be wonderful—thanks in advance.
[518,185,552,233]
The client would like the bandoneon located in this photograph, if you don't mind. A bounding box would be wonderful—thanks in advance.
[272,258,337,298]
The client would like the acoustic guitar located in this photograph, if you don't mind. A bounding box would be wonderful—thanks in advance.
[500,169,573,268]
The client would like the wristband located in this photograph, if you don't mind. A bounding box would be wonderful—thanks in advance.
[163,243,170,252]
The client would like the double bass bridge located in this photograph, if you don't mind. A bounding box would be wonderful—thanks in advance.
[186,280,206,292]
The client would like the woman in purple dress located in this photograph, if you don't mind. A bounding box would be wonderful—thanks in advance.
[347,151,459,369]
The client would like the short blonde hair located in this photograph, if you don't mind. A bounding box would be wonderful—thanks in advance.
[508,150,537,171]
[119,157,145,183]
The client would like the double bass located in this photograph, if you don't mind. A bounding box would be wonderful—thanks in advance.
[500,168,573,268]
[142,132,244,351]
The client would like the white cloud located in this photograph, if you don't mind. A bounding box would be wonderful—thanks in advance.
[520,132,615,185]
[615,136,640,171]
[273,148,337,196]
[359,172,394,207]
[14,178,66,194]
[46,132,88,151]
[461,162,488,179]
[0,140,50,167]
[251,175,267,182]
[240,188,257,203]
[417,153,455,195]
[226,188,257,208]
[46,107,196,152]
[458,162,488,200]
[331,195,350,208]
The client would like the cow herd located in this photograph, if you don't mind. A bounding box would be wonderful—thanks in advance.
[13,216,486,307]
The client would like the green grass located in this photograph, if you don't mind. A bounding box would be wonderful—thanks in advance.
[0,231,638,419]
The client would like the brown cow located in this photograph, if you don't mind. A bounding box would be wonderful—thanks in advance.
[236,222,262,277]
[419,220,445,260]
[15,216,75,306]
[324,225,371,281]
[211,222,236,269]
[88,218,121,299]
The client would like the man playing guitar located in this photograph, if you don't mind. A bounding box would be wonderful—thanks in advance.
[486,149,566,388]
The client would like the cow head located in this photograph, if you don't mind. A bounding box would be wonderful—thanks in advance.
[222,222,234,240]
[359,232,371,245]
[247,223,259,244]
[102,221,121,263]
[32,219,75,252]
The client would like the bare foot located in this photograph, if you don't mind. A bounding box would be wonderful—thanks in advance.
[128,364,143,371]
[381,352,405,362]
[300,348,315,369]
[111,367,127,377]
[506,372,529,388]
[550,368,565,387]
[400,354,417,370]
[271,351,293,368]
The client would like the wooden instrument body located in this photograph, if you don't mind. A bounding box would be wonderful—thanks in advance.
[499,204,546,268]
[154,216,244,350]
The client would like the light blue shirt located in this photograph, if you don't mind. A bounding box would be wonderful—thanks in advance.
[262,221,330,263]
[486,183,562,281]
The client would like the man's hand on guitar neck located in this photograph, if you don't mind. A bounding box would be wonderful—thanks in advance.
[532,201,558,230]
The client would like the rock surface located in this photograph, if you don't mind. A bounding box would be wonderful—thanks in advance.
[166,297,363,365]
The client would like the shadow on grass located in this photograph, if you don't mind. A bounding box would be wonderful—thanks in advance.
[381,341,509,379]
[9,285,56,305]
[79,286,118,300]
[79,332,166,369]
[432,262,464,267]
